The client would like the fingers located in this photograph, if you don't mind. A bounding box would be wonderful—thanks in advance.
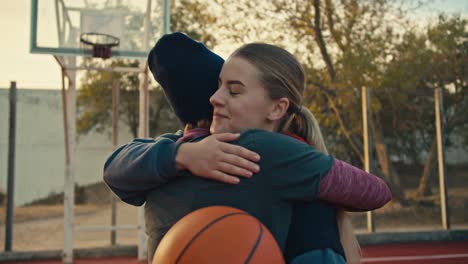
[218,161,254,178]
[188,133,261,184]
[211,133,260,162]
[219,153,260,176]
[214,133,241,142]
[208,171,240,184]
[220,143,260,163]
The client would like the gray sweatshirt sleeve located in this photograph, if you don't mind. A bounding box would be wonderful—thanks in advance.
[103,132,182,206]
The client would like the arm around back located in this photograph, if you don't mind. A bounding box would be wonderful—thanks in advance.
[103,133,182,206]
[318,160,392,211]
[239,130,334,201]
[239,130,392,210]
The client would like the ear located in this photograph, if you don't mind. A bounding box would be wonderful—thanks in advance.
[267,97,290,122]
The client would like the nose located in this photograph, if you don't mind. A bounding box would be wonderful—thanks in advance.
[210,87,224,107]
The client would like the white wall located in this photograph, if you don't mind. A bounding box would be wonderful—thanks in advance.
[0,88,134,205]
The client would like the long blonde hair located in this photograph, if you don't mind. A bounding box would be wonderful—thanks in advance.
[232,43,361,263]
[298,107,361,264]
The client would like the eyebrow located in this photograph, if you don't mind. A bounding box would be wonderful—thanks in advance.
[226,80,245,87]
[219,78,246,87]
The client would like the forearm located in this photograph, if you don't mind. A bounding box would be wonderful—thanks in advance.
[318,159,392,211]
[106,184,147,206]
[103,137,180,193]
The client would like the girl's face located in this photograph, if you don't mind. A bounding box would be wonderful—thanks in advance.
[210,57,281,134]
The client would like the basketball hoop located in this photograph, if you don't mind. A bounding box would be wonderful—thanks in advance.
[80,32,120,59]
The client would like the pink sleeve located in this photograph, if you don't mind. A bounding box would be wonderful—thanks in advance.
[318,159,392,211]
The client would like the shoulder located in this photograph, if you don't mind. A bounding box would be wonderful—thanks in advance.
[238,129,334,172]
[238,129,310,153]
[239,129,303,142]
[158,130,184,141]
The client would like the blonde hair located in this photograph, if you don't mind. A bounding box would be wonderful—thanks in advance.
[301,108,361,264]
[232,43,361,263]
[230,43,303,130]
[230,43,314,143]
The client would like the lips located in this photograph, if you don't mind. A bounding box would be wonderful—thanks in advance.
[213,112,229,119]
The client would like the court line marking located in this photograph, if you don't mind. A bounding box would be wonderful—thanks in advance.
[362,253,468,262]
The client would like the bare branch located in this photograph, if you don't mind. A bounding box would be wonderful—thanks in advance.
[313,0,336,82]
[324,0,346,52]
[310,82,364,161]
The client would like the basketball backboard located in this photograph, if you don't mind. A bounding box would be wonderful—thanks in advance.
[30,0,169,59]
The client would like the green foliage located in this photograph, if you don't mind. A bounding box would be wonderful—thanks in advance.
[274,0,404,161]
[262,0,467,166]
[171,0,218,47]
[379,15,467,161]
[77,60,179,138]
[77,60,129,136]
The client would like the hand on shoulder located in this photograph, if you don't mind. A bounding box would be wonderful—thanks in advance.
[175,133,261,184]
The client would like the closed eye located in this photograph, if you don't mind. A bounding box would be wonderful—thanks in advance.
[226,80,244,96]
[229,89,240,96]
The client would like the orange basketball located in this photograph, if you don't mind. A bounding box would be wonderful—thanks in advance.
[153,206,285,264]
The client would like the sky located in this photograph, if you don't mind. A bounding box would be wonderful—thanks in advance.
[0,0,467,90]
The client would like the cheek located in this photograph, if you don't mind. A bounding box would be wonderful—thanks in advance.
[238,103,266,126]
[228,95,270,126]
[231,100,252,120]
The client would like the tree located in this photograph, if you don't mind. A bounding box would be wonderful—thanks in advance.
[413,16,468,197]
[171,0,218,48]
[263,0,412,203]
[376,15,467,198]
[77,60,179,138]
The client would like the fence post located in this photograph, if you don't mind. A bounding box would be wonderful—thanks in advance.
[5,81,17,251]
[111,80,119,245]
[362,86,375,232]
[434,87,450,229]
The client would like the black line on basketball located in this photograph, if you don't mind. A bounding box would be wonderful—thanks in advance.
[244,222,263,264]
[175,212,247,264]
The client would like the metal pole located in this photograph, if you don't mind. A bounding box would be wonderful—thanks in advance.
[63,57,77,264]
[30,0,38,52]
[63,66,143,73]
[137,64,150,261]
[111,80,119,245]
[60,68,71,263]
[434,87,450,229]
[164,0,171,34]
[136,0,152,259]
[362,86,375,232]
[5,81,17,251]
[60,69,70,168]
[139,0,151,139]
[54,0,62,46]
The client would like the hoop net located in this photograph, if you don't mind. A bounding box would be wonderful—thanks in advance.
[80,33,120,59]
